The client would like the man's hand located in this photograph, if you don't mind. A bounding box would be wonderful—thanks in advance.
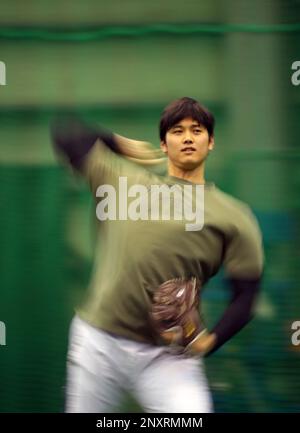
[150,277,208,351]
[186,332,217,356]
[114,134,167,166]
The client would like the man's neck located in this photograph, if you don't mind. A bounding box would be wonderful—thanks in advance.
[168,163,205,184]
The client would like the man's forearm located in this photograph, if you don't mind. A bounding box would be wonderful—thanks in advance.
[206,277,261,355]
[189,277,261,357]
[51,115,166,172]
[51,115,122,171]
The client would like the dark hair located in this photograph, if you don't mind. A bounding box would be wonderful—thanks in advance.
[159,97,215,142]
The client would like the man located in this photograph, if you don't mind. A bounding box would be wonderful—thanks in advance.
[51,97,264,413]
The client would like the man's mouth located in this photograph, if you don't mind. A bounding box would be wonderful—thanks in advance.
[181,147,196,152]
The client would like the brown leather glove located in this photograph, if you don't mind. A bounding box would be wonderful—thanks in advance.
[150,277,207,351]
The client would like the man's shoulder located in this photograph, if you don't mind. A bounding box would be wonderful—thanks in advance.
[210,186,251,213]
[209,186,259,229]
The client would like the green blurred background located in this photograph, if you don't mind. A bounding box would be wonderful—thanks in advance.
[0,0,299,412]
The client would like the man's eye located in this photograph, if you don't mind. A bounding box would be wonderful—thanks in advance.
[194,129,202,134]
[173,130,182,134]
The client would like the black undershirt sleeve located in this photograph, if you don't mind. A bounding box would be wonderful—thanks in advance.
[50,115,120,171]
[205,277,261,356]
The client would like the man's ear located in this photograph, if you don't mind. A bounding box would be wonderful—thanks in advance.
[160,141,168,154]
[208,135,215,151]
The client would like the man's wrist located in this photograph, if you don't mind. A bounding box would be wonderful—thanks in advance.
[186,331,217,355]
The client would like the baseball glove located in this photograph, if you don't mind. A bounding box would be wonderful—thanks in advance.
[150,277,207,352]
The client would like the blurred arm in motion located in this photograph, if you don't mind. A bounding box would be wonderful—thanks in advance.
[50,115,166,172]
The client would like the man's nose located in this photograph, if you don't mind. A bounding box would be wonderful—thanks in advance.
[183,132,194,144]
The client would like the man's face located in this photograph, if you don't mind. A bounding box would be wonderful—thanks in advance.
[160,117,214,171]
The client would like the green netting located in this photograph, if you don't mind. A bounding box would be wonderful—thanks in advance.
[0,23,300,42]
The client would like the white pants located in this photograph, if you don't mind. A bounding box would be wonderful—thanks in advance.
[65,315,213,413]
